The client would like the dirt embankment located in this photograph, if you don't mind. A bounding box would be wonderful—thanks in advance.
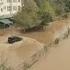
[22,19,70,44]
[0,18,70,46]
[0,18,70,45]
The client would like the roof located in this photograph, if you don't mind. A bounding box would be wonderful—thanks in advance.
[0,15,12,19]
[0,19,13,25]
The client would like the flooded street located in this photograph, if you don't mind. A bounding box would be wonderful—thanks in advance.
[29,37,70,70]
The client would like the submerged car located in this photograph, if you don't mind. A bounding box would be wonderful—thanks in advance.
[8,36,22,44]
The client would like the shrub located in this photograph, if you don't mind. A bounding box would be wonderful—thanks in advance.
[0,63,12,70]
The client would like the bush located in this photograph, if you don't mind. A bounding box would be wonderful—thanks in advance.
[0,64,12,70]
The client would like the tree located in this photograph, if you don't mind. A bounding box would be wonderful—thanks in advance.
[14,0,70,31]
[14,0,41,30]
[64,0,70,12]
[35,0,54,25]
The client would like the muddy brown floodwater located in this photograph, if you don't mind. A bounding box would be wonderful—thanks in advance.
[29,36,70,70]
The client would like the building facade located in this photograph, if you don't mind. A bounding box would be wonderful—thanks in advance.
[0,0,22,17]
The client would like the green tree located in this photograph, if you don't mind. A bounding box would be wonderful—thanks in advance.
[15,0,70,31]
[14,0,41,30]
[64,0,70,12]
[35,0,54,25]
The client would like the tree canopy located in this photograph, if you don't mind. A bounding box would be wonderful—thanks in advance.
[14,0,70,30]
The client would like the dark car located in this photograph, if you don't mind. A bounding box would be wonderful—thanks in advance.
[8,36,22,44]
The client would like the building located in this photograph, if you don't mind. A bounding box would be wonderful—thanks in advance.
[0,0,22,17]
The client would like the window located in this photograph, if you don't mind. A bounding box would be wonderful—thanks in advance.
[0,0,2,2]
[0,0,3,4]
[4,6,6,10]
[7,6,12,11]
[18,0,20,2]
[13,0,17,2]
[13,6,17,11]
[7,0,12,3]
[18,6,21,11]
[1,8,3,12]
